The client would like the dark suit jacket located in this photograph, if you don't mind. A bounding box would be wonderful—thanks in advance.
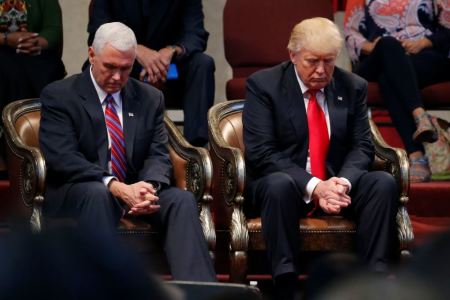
[243,61,374,194]
[87,0,209,58]
[39,69,172,215]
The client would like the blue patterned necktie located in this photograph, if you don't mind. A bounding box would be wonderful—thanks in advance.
[104,94,127,182]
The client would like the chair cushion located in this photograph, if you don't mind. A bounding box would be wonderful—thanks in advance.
[247,216,356,251]
[226,78,247,100]
[223,0,332,68]
[367,82,450,109]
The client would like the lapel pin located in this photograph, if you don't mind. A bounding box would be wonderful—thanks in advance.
[128,112,134,117]
[337,96,343,101]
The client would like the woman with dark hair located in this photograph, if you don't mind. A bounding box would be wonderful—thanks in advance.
[344,0,450,182]
[0,0,65,112]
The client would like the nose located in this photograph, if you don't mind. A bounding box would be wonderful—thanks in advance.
[112,69,121,81]
[315,62,325,73]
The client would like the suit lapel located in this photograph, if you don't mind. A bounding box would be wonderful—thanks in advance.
[284,64,308,143]
[325,77,348,176]
[77,70,109,170]
[121,81,139,172]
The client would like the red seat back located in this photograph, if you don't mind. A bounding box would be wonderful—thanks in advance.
[223,0,333,99]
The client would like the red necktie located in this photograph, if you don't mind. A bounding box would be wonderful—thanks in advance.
[307,90,329,180]
[105,94,127,182]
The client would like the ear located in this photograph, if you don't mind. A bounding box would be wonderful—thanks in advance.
[288,49,297,64]
[88,47,95,65]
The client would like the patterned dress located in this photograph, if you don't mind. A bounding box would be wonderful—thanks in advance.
[344,0,450,64]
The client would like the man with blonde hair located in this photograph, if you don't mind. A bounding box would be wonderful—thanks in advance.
[243,17,397,299]
[39,22,215,281]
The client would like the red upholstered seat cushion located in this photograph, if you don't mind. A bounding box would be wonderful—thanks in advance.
[226,78,247,100]
[367,82,450,109]
[411,216,450,245]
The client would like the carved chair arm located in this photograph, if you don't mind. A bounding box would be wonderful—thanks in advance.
[369,118,414,252]
[164,115,216,251]
[208,101,248,256]
[2,99,45,232]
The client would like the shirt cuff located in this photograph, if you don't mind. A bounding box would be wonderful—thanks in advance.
[339,177,352,193]
[103,176,117,187]
[304,177,322,204]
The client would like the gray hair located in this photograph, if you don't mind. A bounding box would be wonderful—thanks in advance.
[92,22,137,54]
[287,17,343,55]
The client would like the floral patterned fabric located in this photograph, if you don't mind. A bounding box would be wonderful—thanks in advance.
[0,0,28,33]
[344,0,450,63]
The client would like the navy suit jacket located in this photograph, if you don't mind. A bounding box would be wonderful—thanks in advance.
[39,69,172,215]
[87,0,209,57]
[243,61,374,194]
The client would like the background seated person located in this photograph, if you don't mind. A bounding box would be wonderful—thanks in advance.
[0,0,65,113]
[344,0,450,182]
[85,0,215,147]
[243,17,398,300]
[39,22,215,281]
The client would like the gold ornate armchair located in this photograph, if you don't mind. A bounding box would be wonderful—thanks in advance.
[2,98,215,268]
[208,99,413,282]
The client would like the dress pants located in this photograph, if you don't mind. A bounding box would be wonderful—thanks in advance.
[356,36,450,154]
[245,171,398,278]
[166,52,215,146]
[0,47,65,112]
[50,181,216,281]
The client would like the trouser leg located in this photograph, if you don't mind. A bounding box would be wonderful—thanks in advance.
[146,187,216,281]
[349,171,398,272]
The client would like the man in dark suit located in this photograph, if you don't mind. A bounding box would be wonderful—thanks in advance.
[87,0,215,147]
[243,18,397,299]
[39,22,215,281]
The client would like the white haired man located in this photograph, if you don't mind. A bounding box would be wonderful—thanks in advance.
[39,22,215,281]
[243,17,397,299]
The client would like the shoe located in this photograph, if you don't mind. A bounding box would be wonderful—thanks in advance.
[412,113,438,144]
[409,156,431,183]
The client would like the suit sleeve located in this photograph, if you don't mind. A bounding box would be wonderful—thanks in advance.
[243,76,314,192]
[337,79,374,186]
[137,91,172,185]
[39,86,108,183]
[36,0,63,51]
[176,0,209,56]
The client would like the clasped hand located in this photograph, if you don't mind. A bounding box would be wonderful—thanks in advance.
[312,177,351,215]
[109,180,160,215]
[8,29,42,56]
[137,45,174,83]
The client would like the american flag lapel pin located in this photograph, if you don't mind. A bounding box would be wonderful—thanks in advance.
[128,112,134,117]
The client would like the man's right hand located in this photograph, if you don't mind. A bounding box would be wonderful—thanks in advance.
[312,177,351,214]
[136,44,168,83]
[109,180,160,215]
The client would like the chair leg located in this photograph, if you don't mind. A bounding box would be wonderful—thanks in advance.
[230,250,248,283]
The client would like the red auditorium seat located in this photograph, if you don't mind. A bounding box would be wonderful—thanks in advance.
[223,0,333,100]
